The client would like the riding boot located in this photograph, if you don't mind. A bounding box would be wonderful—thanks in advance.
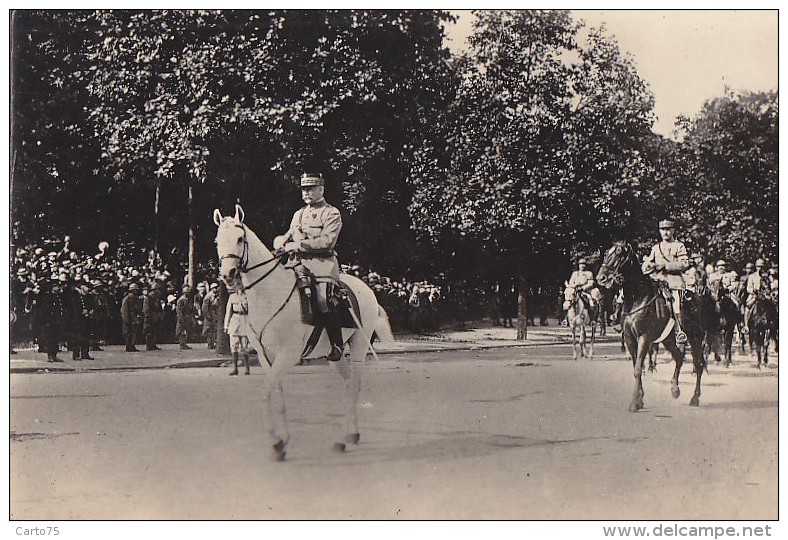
[325,313,344,361]
[229,352,239,376]
[243,353,250,375]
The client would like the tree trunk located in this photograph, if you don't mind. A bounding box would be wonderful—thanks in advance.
[516,265,528,341]
[188,180,196,287]
[153,180,161,252]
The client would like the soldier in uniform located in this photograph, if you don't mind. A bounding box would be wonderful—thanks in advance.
[641,219,690,344]
[274,172,345,361]
[562,258,597,314]
[743,258,769,331]
[143,282,164,351]
[176,284,193,350]
[707,260,728,291]
[120,283,143,352]
[90,279,111,351]
[224,279,251,375]
[201,283,221,349]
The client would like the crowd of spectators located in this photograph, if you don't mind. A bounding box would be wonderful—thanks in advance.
[10,236,564,352]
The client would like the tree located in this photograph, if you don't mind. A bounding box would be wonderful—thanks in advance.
[408,10,656,339]
[659,89,778,264]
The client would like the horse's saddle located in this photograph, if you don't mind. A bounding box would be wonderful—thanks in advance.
[297,273,362,360]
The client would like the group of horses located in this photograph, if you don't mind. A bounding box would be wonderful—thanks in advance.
[214,209,777,461]
[596,241,778,412]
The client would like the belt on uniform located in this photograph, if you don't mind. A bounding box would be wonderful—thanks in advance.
[296,251,336,259]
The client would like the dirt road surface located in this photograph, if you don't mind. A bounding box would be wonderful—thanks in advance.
[10,343,778,520]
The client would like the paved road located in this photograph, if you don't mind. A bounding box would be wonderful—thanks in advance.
[10,341,778,520]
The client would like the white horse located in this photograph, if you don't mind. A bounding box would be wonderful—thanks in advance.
[566,288,596,360]
[213,205,393,461]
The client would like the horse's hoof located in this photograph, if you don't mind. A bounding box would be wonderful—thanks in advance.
[331,442,346,453]
[689,397,700,407]
[345,433,360,445]
[671,386,680,399]
[229,371,238,376]
[272,440,287,462]
[244,370,250,375]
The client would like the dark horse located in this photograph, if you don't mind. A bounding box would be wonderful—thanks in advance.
[597,241,705,411]
[748,284,778,369]
[709,280,740,367]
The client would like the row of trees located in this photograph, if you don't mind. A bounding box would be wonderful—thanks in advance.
[10,10,778,338]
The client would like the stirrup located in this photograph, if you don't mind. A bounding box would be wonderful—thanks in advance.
[675,330,688,345]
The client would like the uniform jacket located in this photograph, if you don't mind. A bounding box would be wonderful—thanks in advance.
[642,240,689,290]
[224,291,249,337]
[283,199,342,282]
[120,293,142,325]
[176,293,193,334]
[143,292,164,324]
[568,270,595,291]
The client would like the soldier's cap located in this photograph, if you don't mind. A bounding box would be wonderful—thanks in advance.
[210,283,219,290]
[755,258,766,267]
[300,173,324,187]
[658,219,676,229]
[716,260,727,267]
[128,283,140,290]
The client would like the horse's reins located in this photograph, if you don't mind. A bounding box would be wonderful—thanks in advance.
[600,244,660,317]
[220,222,298,366]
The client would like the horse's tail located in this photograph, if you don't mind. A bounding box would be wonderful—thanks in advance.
[373,305,395,343]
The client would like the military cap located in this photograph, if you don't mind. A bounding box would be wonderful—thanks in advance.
[716,260,727,267]
[658,219,676,229]
[300,173,324,187]
[210,282,219,290]
[755,258,766,268]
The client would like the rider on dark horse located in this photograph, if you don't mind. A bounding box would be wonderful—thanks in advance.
[641,219,690,345]
[274,172,346,362]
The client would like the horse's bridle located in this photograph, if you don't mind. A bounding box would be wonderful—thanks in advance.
[598,243,632,287]
[220,223,284,290]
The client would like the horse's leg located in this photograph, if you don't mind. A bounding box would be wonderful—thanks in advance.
[571,322,579,360]
[662,338,684,400]
[688,337,704,407]
[588,320,595,359]
[580,323,587,358]
[264,355,292,461]
[629,334,648,412]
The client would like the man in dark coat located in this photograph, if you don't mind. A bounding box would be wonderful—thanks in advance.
[68,280,95,360]
[120,283,143,352]
[38,278,66,362]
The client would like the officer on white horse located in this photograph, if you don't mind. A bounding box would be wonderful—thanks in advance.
[274,172,345,361]
[563,257,598,312]
[641,218,690,344]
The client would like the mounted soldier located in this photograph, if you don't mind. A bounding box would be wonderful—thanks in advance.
[744,258,769,331]
[641,219,690,344]
[274,172,345,361]
[563,257,598,314]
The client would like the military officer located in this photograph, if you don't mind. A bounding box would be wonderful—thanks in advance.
[274,172,345,361]
[120,283,143,352]
[563,258,596,311]
[143,282,164,351]
[38,277,67,362]
[708,260,728,290]
[744,258,769,330]
[641,219,690,344]
[201,282,221,349]
[224,279,251,376]
[176,284,193,350]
